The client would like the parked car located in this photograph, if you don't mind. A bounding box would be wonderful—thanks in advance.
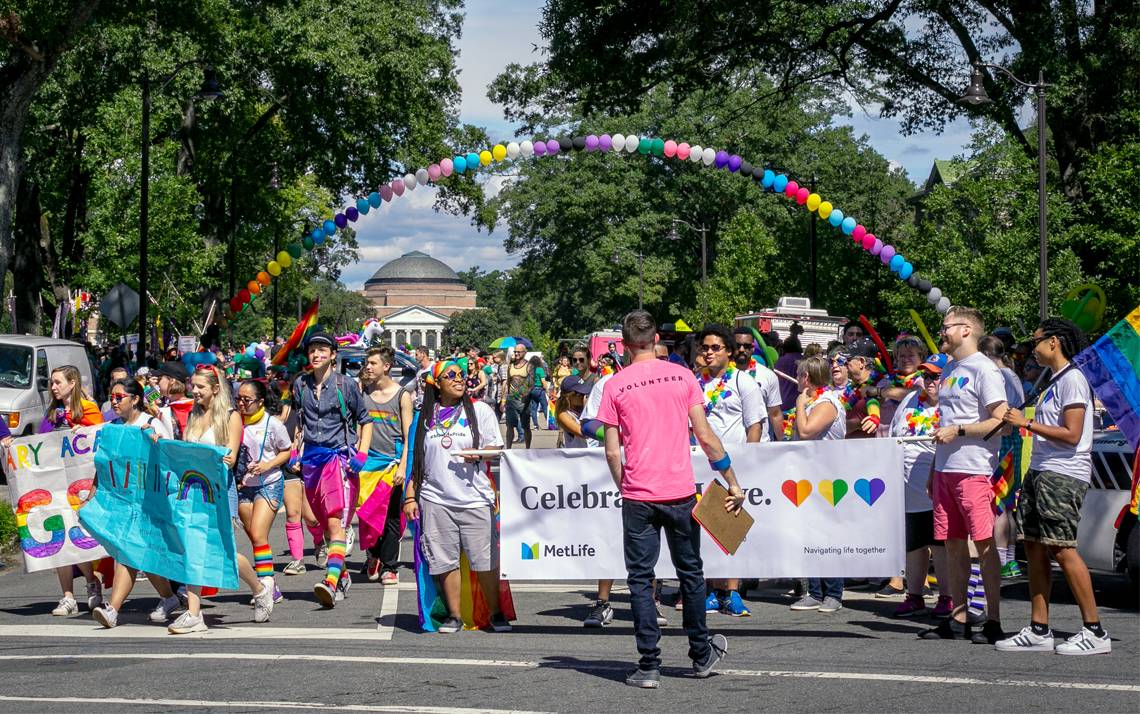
[1077,431,1138,589]
[0,335,97,437]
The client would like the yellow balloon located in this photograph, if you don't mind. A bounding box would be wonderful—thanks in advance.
[806,193,821,212]
[479,150,492,166]
[817,201,833,219]
[277,251,292,269]
[492,144,507,161]
[267,261,281,277]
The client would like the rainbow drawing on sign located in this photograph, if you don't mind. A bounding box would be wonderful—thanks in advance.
[16,489,66,558]
[177,470,215,503]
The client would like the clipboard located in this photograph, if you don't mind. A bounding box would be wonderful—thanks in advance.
[692,480,754,555]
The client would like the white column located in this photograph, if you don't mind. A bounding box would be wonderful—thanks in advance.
[390,330,397,348]
[419,329,426,346]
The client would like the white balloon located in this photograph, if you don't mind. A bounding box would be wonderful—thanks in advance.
[415,168,429,185]
[519,140,534,157]
[624,134,639,153]
[936,296,951,314]
[506,141,520,159]
[689,145,704,163]
[702,147,716,165]
[611,134,625,153]
[403,173,417,191]
[926,287,942,304]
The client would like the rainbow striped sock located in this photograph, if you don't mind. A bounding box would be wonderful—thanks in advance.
[323,539,346,589]
[253,543,273,578]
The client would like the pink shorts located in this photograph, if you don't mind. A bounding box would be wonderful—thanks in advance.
[303,455,359,526]
[932,470,995,541]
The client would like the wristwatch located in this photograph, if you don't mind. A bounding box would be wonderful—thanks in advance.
[957,425,966,437]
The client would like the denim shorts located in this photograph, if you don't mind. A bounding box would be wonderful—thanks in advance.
[238,478,284,509]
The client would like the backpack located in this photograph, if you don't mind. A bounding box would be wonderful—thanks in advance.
[294,371,353,447]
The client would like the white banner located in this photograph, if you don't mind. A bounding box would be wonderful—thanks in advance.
[499,439,905,579]
[3,426,108,572]
[177,335,197,355]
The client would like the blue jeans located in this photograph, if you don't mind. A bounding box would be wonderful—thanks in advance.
[527,389,546,428]
[622,496,711,671]
[504,399,529,445]
[808,578,843,601]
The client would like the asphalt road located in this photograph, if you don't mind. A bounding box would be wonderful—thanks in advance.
[0,428,1137,713]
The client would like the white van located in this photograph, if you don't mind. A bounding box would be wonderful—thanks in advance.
[0,335,96,436]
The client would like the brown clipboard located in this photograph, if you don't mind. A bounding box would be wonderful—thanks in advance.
[692,479,754,555]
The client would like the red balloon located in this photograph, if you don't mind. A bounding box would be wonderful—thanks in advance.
[229,297,242,313]
[238,288,251,303]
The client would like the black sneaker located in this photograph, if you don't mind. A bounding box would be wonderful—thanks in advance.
[971,620,1005,645]
[919,619,970,640]
[583,600,614,628]
[437,616,462,633]
[625,668,660,689]
[489,612,512,632]
[692,633,728,678]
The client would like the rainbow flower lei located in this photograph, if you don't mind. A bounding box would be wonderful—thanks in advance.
[890,370,923,390]
[699,365,736,417]
[902,392,940,435]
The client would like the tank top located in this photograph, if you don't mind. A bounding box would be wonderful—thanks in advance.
[364,388,403,456]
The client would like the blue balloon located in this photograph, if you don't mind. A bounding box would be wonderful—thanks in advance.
[773,174,788,193]
[368,191,381,208]
[889,254,905,272]
[899,262,914,279]
[465,152,480,169]
[453,156,467,173]
[841,216,856,234]
[828,208,844,227]
[322,219,336,236]
[761,169,775,188]
[314,229,326,246]
[309,228,322,243]
[356,198,370,215]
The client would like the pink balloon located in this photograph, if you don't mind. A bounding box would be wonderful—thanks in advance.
[870,238,883,256]
[427,164,441,181]
[852,224,866,241]
[785,180,799,197]
[663,140,677,158]
[391,179,405,197]
[440,158,453,177]
[379,185,393,202]
[795,187,810,205]
[677,142,691,161]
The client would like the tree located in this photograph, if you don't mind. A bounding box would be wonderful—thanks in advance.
[444,308,515,352]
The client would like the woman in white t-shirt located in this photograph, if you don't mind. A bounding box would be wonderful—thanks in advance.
[91,378,179,629]
[997,319,1110,655]
[403,360,509,634]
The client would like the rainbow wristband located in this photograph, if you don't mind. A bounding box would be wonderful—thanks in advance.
[709,453,731,472]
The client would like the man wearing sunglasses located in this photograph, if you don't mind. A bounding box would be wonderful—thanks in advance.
[921,306,1009,645]
[731,327,783,441]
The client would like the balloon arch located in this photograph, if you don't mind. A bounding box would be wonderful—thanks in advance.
[221,133,953,324]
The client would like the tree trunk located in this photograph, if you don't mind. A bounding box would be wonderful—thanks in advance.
[12,175,53,334]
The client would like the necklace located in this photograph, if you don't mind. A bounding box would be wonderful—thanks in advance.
[891,371,922,390]
[782,387,829,440]
[698,365,735,416]
[903,392,940,435]
[433,403,461,449]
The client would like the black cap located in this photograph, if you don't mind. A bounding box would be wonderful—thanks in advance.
[154,360,189,382]
[842,337,880,361]
[306,331,336,349]
[560,375,593,395]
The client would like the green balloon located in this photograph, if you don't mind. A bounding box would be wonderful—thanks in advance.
[302,236,315,250]
[288,243,303,259]
[651,138,665,156]
[637,137,651,154]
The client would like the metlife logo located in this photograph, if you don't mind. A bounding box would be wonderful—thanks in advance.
[520,542,597,560]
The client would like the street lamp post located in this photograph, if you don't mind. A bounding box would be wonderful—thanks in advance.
[138,62,221,367]
[669,218,708,322]
[958,63,1049,322]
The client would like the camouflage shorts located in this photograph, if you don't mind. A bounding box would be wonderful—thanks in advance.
[1017,469,1089,547]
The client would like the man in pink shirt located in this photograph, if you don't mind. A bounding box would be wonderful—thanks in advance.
[597,310,745,689]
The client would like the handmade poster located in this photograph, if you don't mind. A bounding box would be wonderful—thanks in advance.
[500,439,905,579]
[3,426,108,573]
[79,424,238,590]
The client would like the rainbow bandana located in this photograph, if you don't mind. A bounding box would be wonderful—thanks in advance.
[429,360,462,387]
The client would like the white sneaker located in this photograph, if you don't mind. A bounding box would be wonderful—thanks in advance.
[149,595,182,623]
[995,626,1054,652]
[344,526,355,556]
[86,579,104,610]
[52,596,78,617]
[168,611,208,634]
[253,584,274,623]
[335,572,352,602]
[314,541,328,568]
[92,605,118,629]
[1055,627,1111,656]
[282,559,305,576]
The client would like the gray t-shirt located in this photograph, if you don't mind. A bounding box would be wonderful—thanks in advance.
[364,389,404,457]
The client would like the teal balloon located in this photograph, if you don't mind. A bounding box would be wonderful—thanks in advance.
[465,152,479,169]
[773,174,788,192]
[453,156,467,173]
[828,209,844,227]
[889,254,905,272]
[322,219,336,236]
[287,243,302,259]
[899,262,914,279]
[314,229,327,245]
[356,198,370,215]
[637,137,651,154]
[650,138,665,156]
[302,236,314,250]
[841,216,856,234]
[310,228,322,242]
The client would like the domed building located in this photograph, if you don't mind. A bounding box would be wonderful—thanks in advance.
[360,250,477,349]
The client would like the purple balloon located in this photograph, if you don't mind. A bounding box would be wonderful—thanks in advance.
[599,134,612,152]
[714,150,730,168]
[585,134,599,151]
[533,140,547,156]
[880,244,896,264]
[334,213,347,229]
[727,154,742,173]
[870,238,884,256]
[546,139,560,154]
[345,206,359,222]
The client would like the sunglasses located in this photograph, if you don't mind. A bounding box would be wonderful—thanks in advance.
[699,344,726,353]
[939,322,969,334]
[572,357,588,363]
[109,394,131,403]
[236,395,260,405]
[1028,334,1054,346]
[440,370,464,381]
[734,342,753,350]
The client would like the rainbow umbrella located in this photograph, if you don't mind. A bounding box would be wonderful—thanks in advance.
[488,336,518,349]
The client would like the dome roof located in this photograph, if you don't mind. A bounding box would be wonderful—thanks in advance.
[364,250,463,285]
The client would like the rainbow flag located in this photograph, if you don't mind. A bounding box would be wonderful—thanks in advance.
[356,456,403,551]
[271,299,320,367]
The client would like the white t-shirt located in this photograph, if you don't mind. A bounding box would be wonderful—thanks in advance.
[799,390,846,441]
[934,351,1007,475]
[999,367,1025,407]
[742,362,782,442]
[888,390,937,512]
[417,400,504,509]
[702,368,765,444]
[1029,367,1093,482]
[122,412,172,440]
[581,372,614,448]
[239,414,292,487]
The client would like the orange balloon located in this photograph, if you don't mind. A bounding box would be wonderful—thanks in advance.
[256,271,271,286]
[248,280,261,295]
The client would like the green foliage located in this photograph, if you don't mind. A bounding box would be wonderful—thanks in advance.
[444,308,515,352]
[0,500,15,553]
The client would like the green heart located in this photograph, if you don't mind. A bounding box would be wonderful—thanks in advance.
[831,478,848,506]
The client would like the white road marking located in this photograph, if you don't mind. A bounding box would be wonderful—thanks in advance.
[0,695,545,713]
[0,653,1136,692]
[376,582,398,637]
[0,625,392,641]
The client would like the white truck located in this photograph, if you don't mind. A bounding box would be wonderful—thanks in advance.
[734,296,849,349]
[0,335,97,437]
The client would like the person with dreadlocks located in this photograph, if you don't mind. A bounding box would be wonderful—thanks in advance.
[403,359,510,634]
[996,318,1110,655]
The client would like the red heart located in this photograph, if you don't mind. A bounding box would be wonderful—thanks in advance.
[781,479,799,505]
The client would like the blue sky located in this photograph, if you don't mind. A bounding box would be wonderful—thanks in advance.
[342,2,983,290]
